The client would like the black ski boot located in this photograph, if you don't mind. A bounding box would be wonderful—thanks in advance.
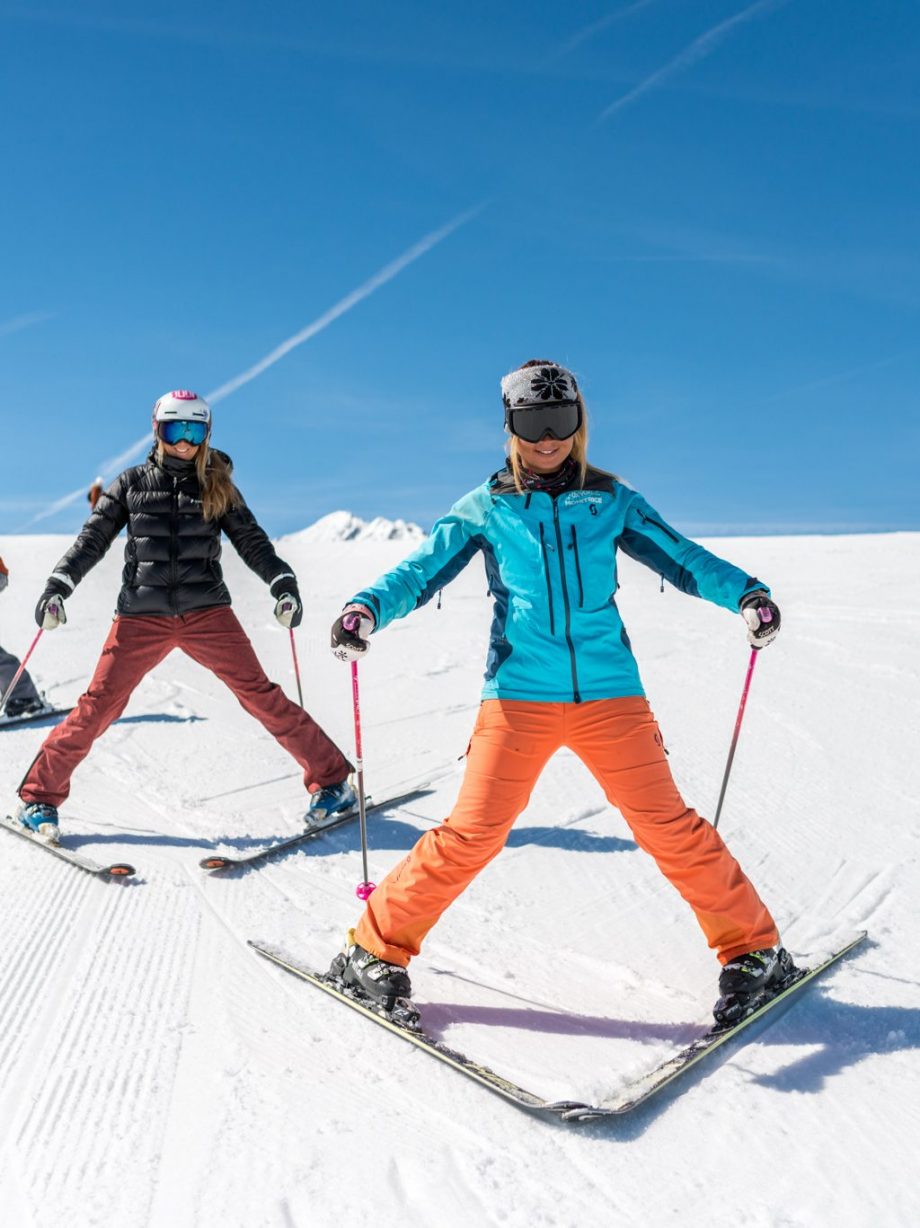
[713,946,798,1029]
[328,933,419,1026]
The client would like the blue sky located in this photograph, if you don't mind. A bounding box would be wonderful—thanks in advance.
[1,0,918,537]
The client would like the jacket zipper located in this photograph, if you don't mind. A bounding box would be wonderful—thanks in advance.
[539,522,555,636]
[553,501,581,702]
[639,510,680,544]
[570,525,584,608]
[169,476,179,614]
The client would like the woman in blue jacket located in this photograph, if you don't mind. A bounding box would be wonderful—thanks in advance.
[329,359,791,1025]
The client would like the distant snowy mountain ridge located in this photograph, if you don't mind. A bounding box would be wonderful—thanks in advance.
[280,511,425,545]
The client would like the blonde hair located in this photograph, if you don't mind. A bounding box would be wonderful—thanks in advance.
[156,440,241,521]
[505,359,589,493]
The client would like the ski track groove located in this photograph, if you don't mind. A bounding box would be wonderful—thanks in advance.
[7,858,202,1227]
[0,846,100,1153]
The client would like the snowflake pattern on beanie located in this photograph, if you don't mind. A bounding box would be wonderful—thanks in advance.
[501,363,578,410]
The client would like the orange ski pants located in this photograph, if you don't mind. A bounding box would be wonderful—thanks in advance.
[355,698,778,966]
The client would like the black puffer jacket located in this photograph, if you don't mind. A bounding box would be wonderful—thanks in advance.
[50,449,295,617]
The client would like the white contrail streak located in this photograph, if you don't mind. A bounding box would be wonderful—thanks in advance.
[19,206,481,529]
[0,311,55,338]
[558,1,659,58]
[596,0,788,123]
[204,206,482,405]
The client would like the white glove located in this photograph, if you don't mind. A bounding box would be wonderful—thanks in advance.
[274,593,302,629]
[740,590,780,649]
[331,604,375,662]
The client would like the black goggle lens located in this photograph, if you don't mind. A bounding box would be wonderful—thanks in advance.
[507,402,581,443]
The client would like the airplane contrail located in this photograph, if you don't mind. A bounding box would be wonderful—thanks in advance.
[20,205,481,529]
[596,0,789,123]
[557,1,659,59]
[0,311,55,338]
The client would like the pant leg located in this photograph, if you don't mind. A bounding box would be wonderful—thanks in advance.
[354,700,563,966]
[18,616,175,807]
[570,697,778,964]
[176,607,351,791]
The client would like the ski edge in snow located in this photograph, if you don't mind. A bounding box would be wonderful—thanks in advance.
[199,770,453,871]
[0,705,74,731]
[248,931,868,1123]
[0,814,136,878]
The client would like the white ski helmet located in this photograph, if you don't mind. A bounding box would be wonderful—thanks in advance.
[153,389,211,424]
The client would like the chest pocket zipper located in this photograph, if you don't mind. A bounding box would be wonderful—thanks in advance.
[539,522,556,635]
[570,525,584,608]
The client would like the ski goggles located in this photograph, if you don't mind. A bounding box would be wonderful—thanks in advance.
[157,419,209,446]
[505,400,582,443]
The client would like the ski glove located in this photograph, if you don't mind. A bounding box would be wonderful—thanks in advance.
[271,581,303,629]
[740,590,780,649]
[34,577,70,630]
[331,604,375,662]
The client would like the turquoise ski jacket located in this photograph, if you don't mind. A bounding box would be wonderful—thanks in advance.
[351,466,767,703]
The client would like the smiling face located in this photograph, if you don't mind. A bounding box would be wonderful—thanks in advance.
[514,433,575,473]
[160,438,201,461]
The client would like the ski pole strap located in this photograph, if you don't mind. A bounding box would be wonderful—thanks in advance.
[0,628,43,715]
[712,648,759,831]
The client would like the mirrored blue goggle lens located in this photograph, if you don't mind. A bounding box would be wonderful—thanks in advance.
[158,420,209,446]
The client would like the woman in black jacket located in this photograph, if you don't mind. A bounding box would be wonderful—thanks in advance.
[17,390,355,841]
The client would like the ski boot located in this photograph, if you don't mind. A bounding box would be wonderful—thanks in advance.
[305,777,357,830]
[17,801,60,843]
[3,696,48,719]
[713,946,798,1029]
[328,932,419,1027]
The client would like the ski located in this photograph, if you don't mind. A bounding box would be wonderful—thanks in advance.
[249,931,867,1122]
[0,705,74,731]
[199,771,450,872]
[561,930,869,1120]
[248,940,554,1114]
[0,815,136,879]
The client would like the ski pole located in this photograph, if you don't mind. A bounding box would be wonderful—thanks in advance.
[349,655,375,900]
[0,628,43,717]
[288,628,304,708]
[712,648,759,831]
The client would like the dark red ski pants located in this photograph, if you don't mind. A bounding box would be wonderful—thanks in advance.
[19,607,351,807]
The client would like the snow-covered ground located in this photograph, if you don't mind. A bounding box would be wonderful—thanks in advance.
[0,520,917,1228]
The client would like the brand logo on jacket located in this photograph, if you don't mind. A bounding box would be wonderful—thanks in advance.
[561,492,603,509]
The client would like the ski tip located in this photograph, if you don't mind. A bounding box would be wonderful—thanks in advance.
[105,863,136,877]
[200,856,234,871]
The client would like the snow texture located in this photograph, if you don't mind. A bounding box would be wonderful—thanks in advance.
[0,525,917,1228]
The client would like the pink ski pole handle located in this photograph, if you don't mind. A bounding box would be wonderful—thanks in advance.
[0,627,44,715]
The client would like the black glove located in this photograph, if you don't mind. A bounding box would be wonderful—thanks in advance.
[35,576,71,629]
[270,576,303,629]
[740,590,781,649]
[331,604,375,662]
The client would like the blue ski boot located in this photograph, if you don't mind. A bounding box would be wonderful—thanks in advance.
[17,801,60,843]
[713,946,797,1028]
[306,777,357,830]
